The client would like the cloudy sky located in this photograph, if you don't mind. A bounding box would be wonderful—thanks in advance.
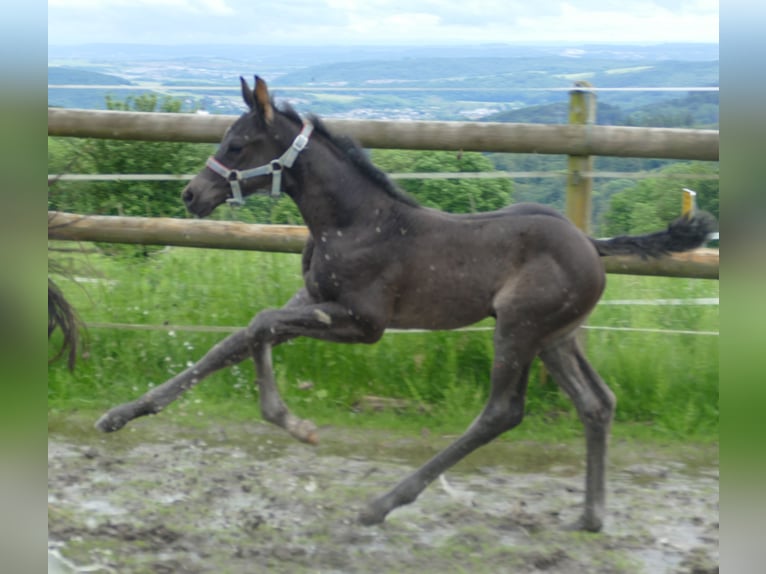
[48,0,718,46]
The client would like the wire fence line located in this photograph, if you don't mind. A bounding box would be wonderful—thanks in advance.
[62,276,719,309]
[598,298,718,306]
[49,85,720,93]
[62,270,717,337]
[82,321,718,337]
[48,171,720,183]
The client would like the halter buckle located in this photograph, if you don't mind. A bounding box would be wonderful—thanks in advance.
[293,133,310,152]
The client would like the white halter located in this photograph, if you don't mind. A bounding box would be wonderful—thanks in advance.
[205,121,314,205]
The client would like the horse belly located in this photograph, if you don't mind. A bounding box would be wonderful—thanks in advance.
[388,284,494,331]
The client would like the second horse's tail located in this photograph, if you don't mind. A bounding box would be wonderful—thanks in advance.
[589,211,717,259]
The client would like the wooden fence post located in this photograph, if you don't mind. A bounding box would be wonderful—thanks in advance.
[541,82,598,386]
[566,81,597,232]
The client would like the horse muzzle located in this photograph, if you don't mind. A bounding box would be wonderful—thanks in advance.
[181,182,219,218]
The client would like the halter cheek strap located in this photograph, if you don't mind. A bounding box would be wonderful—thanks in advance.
[206,121,314,206]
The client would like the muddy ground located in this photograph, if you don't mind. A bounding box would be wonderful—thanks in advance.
[48,413,718,574]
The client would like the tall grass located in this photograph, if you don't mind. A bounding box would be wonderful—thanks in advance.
[48,245,718,439]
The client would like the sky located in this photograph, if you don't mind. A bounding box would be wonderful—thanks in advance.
[48,0,719,46]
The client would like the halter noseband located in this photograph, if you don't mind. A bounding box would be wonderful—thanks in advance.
[205,121,314,206]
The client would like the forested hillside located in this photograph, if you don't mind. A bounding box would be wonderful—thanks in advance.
[484,91,718,128]
[49,67,141,110]
[48,67,132,86]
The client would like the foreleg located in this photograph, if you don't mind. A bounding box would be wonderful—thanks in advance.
[243,299,385,442]
[95,289,314,434]
[95,326,255,432]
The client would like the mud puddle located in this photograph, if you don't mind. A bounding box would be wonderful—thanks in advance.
[48,414,718,573]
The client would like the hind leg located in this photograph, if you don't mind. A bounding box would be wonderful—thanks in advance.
[359,324,536,525]
[539,334,616,532]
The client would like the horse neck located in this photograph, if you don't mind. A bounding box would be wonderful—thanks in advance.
[287,131,408,233]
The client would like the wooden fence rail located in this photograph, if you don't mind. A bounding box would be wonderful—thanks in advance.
[48,96,719,280]
[48,108,719,161]
[48,211,719,279]
[48,211,307,253]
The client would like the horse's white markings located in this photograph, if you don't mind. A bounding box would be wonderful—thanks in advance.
[314,309,332,325]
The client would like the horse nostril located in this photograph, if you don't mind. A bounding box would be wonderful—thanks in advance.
[182,187,194,204]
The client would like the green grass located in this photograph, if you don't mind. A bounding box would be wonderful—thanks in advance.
[48,244,718,441]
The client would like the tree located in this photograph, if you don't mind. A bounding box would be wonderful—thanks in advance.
[600,162,718,236]
[48,94,213,220]
[489,152,567,209]
[370,149,513,213]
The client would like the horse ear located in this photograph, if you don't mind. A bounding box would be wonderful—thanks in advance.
[254,75,274,124]
[240,76,255,109]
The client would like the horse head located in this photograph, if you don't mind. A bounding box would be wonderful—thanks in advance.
[182,76,311,217]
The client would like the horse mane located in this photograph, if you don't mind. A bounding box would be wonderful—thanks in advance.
[278,103,420,208]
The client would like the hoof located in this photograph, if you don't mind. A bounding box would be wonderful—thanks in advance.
[94,401,147,433]
[286,418,320,445]
[357,499,388,526]
[94,412,126,433]
[303,429,320,446]
[357,508,384,527]
[564,515,603,533]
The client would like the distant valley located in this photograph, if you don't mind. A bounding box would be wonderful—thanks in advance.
[49,42,718,127]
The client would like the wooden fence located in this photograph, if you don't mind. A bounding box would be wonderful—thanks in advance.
[48,87,719,279]
[48,107,718,160]
[48,211,719,279]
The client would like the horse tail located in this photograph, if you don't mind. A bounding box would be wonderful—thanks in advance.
[48,278,82,370]
[589,211,717,258]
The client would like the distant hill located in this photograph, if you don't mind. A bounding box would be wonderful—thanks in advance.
[276,57,718,90]
[483,91,718,128]
[274,56,718,117]
[482,101,625,125]
[48,67,133,86]
[48,42,720,65]
[48,66,152,110]
[47,44,718,120]
[627,91,718,128]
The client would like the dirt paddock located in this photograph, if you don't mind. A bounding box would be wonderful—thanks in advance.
[48,414,718,573]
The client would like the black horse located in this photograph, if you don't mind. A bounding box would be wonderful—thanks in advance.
[97,76,715,532]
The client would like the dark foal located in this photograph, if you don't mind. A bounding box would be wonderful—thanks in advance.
[97,76,715,531]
